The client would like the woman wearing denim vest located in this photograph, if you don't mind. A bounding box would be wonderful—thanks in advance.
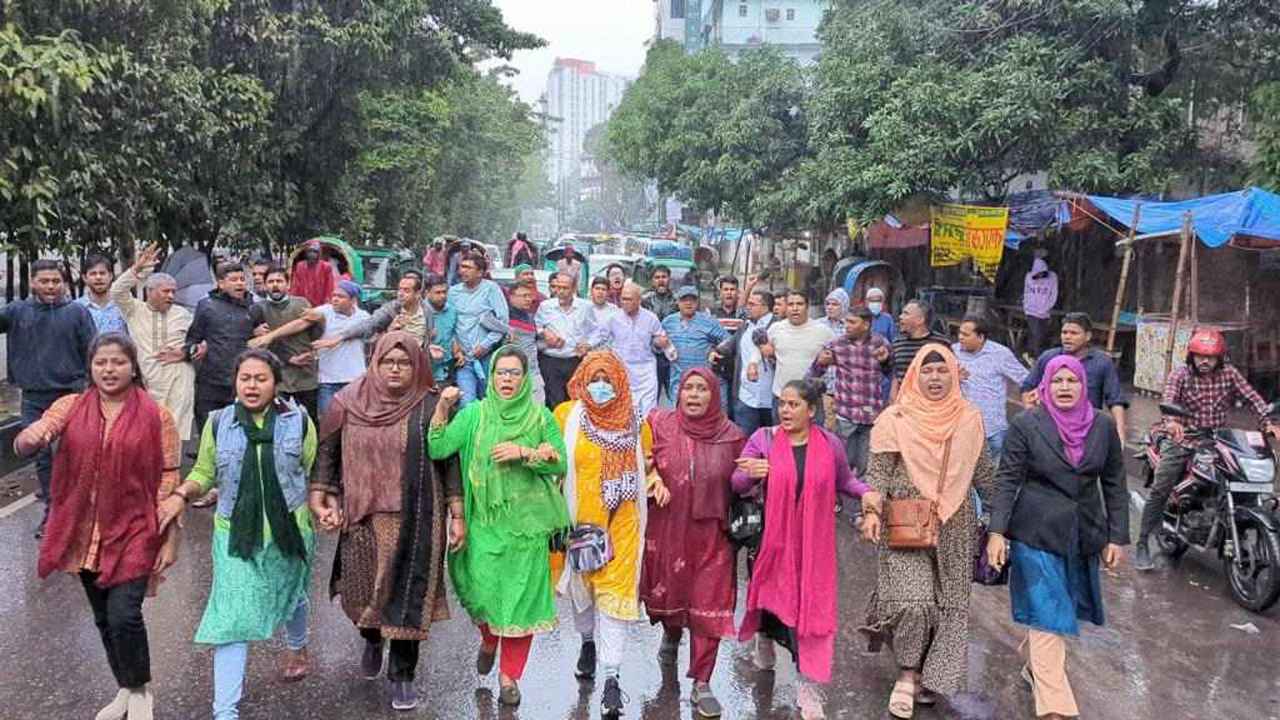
[166,349,318,720]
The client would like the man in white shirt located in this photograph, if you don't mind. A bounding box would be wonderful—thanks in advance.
[589,282,670,416]
[250,280,371,416]
[763,289,835,422]
[536,271,591,409]
[726,289,776,437]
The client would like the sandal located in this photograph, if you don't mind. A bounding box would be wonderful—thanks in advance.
[888,679,915,719]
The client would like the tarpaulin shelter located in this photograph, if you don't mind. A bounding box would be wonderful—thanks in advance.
[1068,187,1280,391]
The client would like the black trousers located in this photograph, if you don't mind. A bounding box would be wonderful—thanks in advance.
[360,628,420,681]
[1140,439,1196,541]
[1026,316,1051,357]
[539,353,581,410]
[284,389,319,422]
[81,572,151,689]
[195,382,235,436]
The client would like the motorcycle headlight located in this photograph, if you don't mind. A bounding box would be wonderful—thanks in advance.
[1237,456,1275,485]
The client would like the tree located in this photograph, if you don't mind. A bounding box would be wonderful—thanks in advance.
[571,123,652,232]
[1249,83,1280,192]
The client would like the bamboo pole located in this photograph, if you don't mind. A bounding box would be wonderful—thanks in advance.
[1163,212,1194,379]
[1189,234,1199,322]
[1106,204,1142,353]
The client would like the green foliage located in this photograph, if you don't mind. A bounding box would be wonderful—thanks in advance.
[1250,83,1280,192]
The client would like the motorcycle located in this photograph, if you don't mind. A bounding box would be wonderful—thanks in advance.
[1138,401,1280,612]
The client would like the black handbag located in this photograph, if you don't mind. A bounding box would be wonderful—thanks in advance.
[728,429,771,549]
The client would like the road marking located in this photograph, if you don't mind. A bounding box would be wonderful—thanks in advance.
[0,493,35,519]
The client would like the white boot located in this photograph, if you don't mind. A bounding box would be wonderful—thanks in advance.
[126,688,154,720]
[94,689,129,720]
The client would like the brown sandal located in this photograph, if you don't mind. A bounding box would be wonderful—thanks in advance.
[889,679,915,719]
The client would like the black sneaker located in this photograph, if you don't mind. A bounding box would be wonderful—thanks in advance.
[361,639,384,680]
[390,680,418,711]
[576,639,597,680]
[1134,540,1155,572]
[601,676,626,717]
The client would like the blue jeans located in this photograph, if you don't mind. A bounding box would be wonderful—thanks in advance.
[213,598,308,720]
[457,360,487,406]
[986,430,1007,466]
[735,400,774,439]
[316,382,347,417]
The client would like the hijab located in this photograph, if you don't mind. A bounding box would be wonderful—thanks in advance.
[672,367,739,443]
[567,350,635,432]
[1038,354,1095,466]
[824,288,850,331]
[335,331,433,426]
[567,350,640,511]
[870,345,986,522]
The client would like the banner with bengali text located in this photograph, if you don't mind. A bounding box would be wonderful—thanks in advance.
[929,203,1009,281]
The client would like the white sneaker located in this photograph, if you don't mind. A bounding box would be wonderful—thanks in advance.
[796,680,826,720]
[94,689,129,720]
[126,688,154,720]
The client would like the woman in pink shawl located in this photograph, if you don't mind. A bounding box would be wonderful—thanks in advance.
[641,368,745,718]
[731,378,869,720]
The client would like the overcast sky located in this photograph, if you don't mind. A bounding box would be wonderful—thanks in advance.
[488,0,653,104]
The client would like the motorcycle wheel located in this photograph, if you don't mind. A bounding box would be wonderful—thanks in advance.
[1155,528,1189,560]
[1224,517,1280,613]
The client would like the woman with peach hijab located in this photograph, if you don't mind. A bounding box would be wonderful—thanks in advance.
[858,346,995,719]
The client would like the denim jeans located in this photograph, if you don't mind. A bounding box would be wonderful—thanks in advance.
[986,430,1007,466]
[734,400,774,439]
[21,388,73,515]
[456,361,487,406]
[317,382,348,417]
[213,597,308,720]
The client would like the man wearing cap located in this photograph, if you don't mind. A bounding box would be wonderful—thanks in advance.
[589,281,669,415]
[504,263,546,305]
[250,279,371,415]
[661,286,730,403]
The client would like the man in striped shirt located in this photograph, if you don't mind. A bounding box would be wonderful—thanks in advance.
[889,299,951,401]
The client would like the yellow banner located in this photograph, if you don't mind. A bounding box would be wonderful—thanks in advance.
[929,203,1009,281]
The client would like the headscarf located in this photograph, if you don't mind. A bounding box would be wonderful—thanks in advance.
[647,368,745,523]
[1037,354,1096,466]
[568,351,641,510]
[337,279,361,301]
[870,345,986,523]
[335,331,433,426]
[468,346,557,519]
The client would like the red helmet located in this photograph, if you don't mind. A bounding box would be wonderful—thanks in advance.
[1187,328,1226,357]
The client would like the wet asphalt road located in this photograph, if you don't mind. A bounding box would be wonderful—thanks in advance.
[3,464,1280,720]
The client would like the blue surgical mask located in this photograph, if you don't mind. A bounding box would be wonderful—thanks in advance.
[587,380,616,405]
[867,301,883,315]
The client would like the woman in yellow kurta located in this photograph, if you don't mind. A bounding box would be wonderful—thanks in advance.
[555,351,654,719]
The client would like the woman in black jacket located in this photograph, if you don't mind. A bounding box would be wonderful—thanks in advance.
[985,355,1128,720]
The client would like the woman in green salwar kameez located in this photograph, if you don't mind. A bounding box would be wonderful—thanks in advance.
[429,344,570,707]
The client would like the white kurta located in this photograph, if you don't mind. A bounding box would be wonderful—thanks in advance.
[111,268,197,440]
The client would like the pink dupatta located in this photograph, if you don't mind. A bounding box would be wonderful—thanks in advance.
[739,426,839,682]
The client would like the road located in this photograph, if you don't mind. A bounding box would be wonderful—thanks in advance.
[2,460,1278,720]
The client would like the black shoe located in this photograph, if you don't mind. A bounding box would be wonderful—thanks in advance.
[576,639,597,680]
[361,639,384,680]
[499,683,522,707]
[477,645,496,676]
[601,676,625,717]
[390,680,418,711]
[1134,540,1155,572]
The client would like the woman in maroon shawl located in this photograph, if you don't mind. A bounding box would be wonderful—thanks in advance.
[731,379,869,720]
[17,333,182,720]
[641,367,745,718]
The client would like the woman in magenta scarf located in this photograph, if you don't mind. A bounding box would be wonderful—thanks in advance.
[732,379,869,720]
[985,355,1128,719]
[642,368,745,718]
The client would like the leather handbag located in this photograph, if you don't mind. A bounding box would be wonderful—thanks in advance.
[884,440,951,550]
[728,429,771,549]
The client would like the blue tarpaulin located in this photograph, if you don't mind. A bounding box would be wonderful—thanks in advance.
[1085,187,1280,248]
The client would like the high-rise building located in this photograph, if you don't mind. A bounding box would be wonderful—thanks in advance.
[542,58,630,222]
[655,0,825,65]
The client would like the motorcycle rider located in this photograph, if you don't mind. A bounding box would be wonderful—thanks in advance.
[1135,328,1279,571]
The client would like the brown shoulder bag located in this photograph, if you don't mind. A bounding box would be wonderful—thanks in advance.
[884,440,951,550]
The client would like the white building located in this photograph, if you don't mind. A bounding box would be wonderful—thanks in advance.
[543,58,629,199]
[655,0,825,65]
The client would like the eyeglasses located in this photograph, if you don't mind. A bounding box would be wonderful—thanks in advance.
[493,368,524,378]
[378,358,413,370]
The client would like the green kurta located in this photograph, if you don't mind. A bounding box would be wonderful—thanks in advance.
[188,412,318,645]
[428,402,569,637]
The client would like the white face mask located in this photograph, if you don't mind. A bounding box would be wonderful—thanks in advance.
[587,380,616,405]
[867,301,883,315]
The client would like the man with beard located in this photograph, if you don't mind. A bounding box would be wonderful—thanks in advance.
[1134,328,1280,571]
[247,265,322,418]
[0,259,96,537]
[250,257,272,301]
[77,254,128,335]
[111,243,197,441]
[642,265,678,402]
[289,238,339,308]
